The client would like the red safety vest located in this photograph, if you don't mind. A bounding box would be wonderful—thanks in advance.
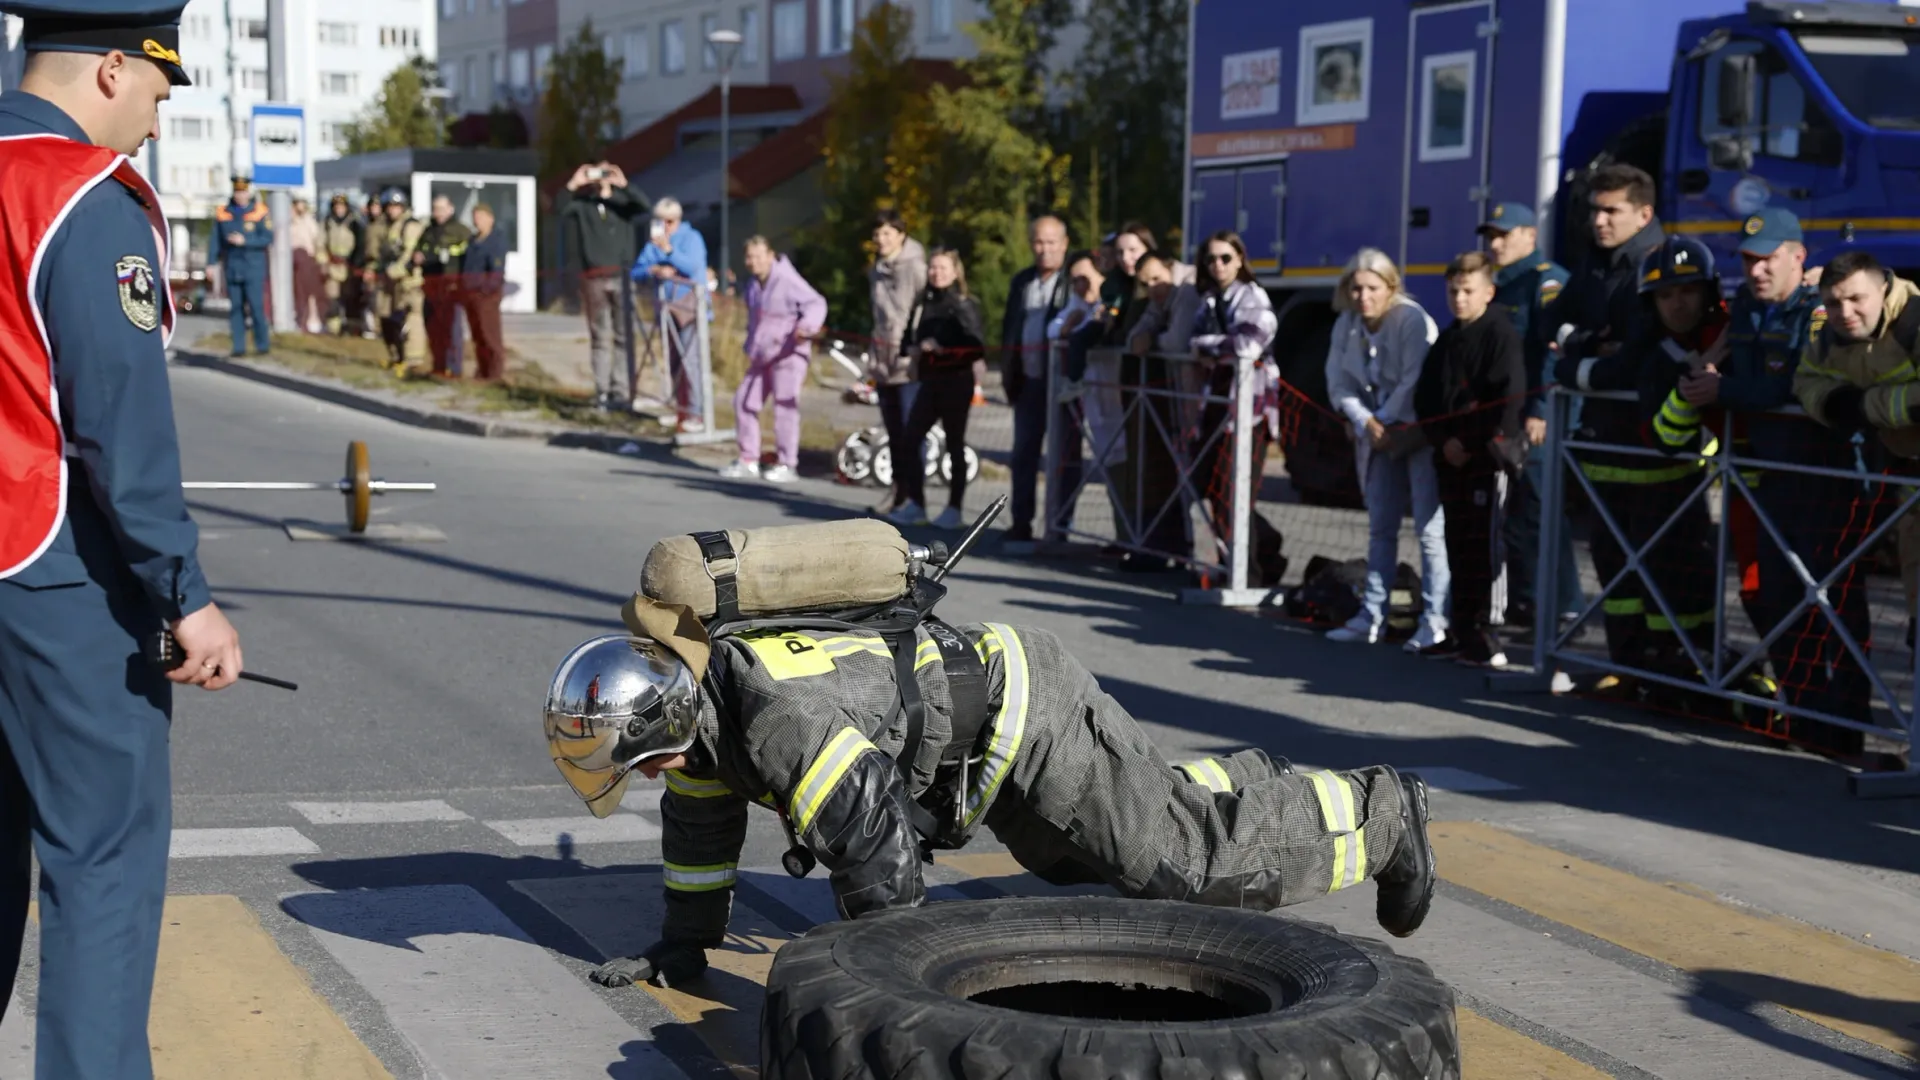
[0,133,173,579]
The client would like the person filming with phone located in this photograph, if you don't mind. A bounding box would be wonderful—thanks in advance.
[560,160,647,412]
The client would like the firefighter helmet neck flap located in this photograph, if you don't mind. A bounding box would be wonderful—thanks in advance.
[544,635,700,818]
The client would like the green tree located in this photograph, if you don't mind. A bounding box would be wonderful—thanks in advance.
[1065,0,1189,254]
[342,57,446,155]
[538,21,624,181]
[921,0,1075,319]
[801,3,929,336]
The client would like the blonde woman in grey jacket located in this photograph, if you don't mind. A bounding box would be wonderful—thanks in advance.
[1323,248,1449,649]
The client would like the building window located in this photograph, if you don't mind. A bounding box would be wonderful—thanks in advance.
[240,67,269,92]
[819,0,852,56]
[489,51,502,94]
[441,0,456,16]
[380,26,421,49]
[740,7,761,64]
[773,0,805,60]
[317,21,356,46]
[534,42,554,86]
[462,57,477,105]
[623,27,650,79]
[167,116,209,139]
[929,0,952,40]
[662,20,686,74]
[509,48,530,92]
[320,121,354,146]
[440,61,460,96]
[186,65,214,86]
[184,14,213,38]
[320,71,358,96]
[233,17,267,40]
[700,13,720,70]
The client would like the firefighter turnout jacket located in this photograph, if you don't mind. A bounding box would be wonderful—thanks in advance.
[1795,274,1920,460]
[654,621,1410,950]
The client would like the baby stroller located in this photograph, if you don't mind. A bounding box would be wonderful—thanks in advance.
[836,422,980,489]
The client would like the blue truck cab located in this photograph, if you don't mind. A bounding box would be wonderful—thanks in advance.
[1183,0,1920,501]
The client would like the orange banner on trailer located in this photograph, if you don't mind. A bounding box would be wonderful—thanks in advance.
[1191,124,1356,160]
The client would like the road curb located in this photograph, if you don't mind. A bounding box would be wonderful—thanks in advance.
[171,349,674,457]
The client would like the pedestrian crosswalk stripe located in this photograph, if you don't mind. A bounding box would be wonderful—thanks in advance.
[1455,1009,1608,1079]
[148,895,392,1079]
[289,799,472,824]
[284,884,687,1080]
[483,813,661,847]
[169,827,319,858]
[1435,821,1920,1061]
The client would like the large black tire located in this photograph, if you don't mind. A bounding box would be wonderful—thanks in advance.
[761,896,1458,1080]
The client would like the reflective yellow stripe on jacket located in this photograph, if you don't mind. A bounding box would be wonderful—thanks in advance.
[662,861,737,892]
[1304,771,1368,893]
[1176,758,1234,793]
[962,624,1030,828]
[789,726,879,833]
[664,769,732,799]
[1581,460,1702,484]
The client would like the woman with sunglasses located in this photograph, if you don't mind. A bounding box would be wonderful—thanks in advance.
[1323,247,1447,649]
[1189,232,1288,585]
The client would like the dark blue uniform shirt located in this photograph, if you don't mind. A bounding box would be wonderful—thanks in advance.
[1493,256,1571,421]
[463,227,509,289]
[210,195,271,283]
[0,91,209,621]
[1723,281,1829,464]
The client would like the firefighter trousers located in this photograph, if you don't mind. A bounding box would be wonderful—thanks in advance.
[1586,475,1716,674]
[978,628,1405,909]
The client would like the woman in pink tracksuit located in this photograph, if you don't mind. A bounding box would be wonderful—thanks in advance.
[720,237,829,483]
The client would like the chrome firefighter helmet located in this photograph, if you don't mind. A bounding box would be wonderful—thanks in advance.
[1638,236,1718,298]
[543,636,700,818]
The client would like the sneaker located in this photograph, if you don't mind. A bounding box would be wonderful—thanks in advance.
[1375,769,1436,938]
[1402,624,1446,654]
[1415,638,1463,661]
[1326,617,1381,645]
[931,506,964,530]
[762,464,799,484]
[679,417,707,435]
[1456,629,1509,669]
[716,460,760,480]
[888,501,928,526]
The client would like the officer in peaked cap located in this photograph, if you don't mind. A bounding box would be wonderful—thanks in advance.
[1478,200,1577,632]
[0,3,243,1077]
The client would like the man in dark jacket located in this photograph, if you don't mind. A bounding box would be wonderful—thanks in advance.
[1550,165,1669,684]
[559,161,647,409]
[1417,252,1526,668]
[1001,216,1072,543]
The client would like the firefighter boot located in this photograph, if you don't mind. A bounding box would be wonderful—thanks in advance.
[1374,769,1435,938]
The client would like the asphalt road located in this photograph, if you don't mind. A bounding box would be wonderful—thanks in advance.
[3,337,1918,1079]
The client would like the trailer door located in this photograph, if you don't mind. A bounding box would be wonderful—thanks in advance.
[1402,1,1496,277]
[1191,163,1286,273]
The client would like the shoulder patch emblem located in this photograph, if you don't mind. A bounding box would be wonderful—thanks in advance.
[1539,278,1563,303]
[1810,304,1828,335]
[116,256,158,332]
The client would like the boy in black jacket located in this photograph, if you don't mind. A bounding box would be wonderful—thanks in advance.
[1416,253,1527,667]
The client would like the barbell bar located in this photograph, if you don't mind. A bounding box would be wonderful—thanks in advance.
[182,440,437,534]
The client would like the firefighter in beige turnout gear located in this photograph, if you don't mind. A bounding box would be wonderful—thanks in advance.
[544,608,1437,990]
[370,187,427,370]
[320,193,364,336]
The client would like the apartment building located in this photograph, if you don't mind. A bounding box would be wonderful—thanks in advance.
[3,1,436,226]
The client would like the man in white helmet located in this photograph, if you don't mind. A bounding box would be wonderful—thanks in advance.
[545,599,1437,990]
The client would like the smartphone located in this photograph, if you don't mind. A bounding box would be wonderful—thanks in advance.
[650,220,666,242]
[586,166,607,181]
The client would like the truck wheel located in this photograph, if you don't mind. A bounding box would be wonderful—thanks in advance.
[761,896,1458,1080]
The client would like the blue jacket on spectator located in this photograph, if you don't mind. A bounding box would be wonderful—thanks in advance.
[631,225,709,308]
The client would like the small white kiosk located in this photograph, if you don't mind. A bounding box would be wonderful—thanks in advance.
[314,148,539,314]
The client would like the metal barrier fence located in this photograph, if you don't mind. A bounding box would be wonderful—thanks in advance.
[1038,341,1273,603]
[1530,387,1919,798]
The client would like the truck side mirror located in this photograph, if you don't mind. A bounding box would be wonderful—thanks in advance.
[1717,54,1757,129]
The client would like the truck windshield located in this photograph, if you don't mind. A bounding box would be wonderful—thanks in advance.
[1797,32,1920,129]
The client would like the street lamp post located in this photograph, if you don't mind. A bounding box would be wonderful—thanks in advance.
[706,28,743,295]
